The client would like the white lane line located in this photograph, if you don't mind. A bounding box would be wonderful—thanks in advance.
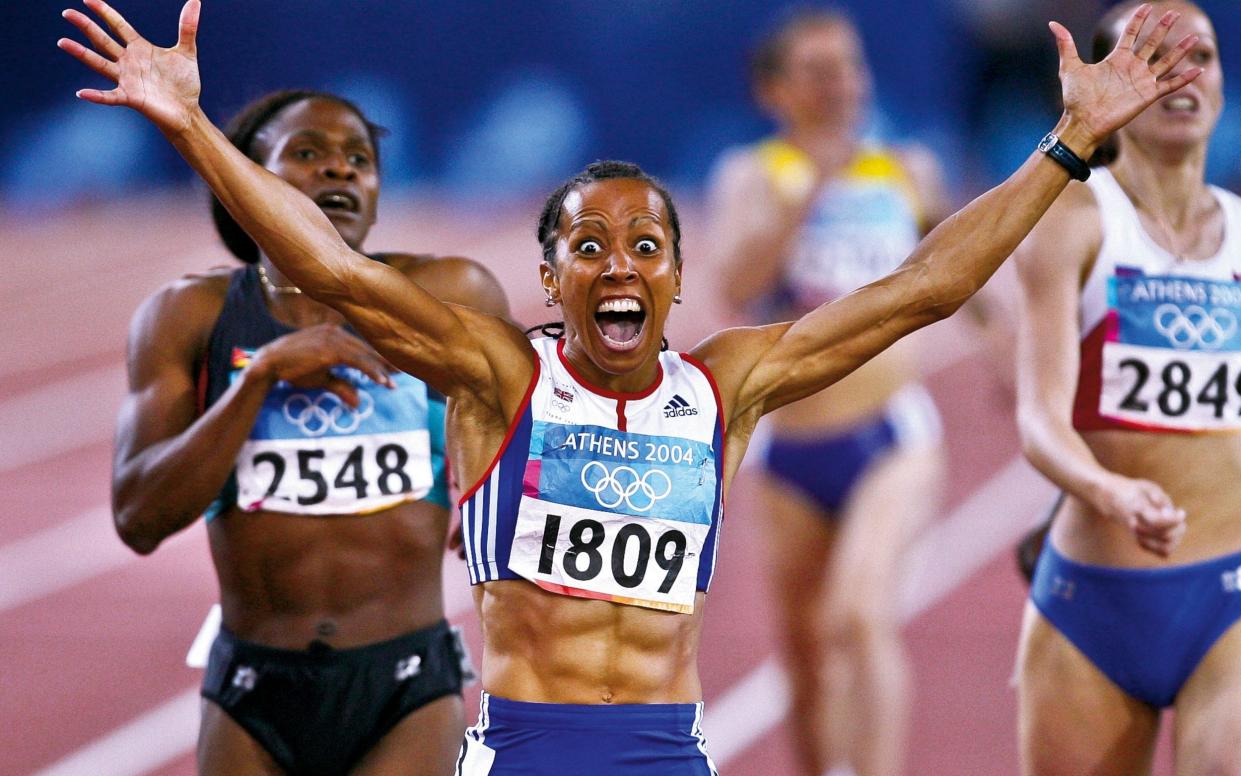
[705,455,1052,766]
[0,364,125,474]
[0,505,200,615]
[32,690,202,776]
[30,559,480,776]
[899,455,1054,621]
[699,658,790,765]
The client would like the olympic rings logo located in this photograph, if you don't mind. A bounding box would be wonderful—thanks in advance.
[579,461,672,513]
[281,390,374,437]
[1153,304,1237,350]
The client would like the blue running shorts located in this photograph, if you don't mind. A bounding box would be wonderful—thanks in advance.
[1031,542,1241,707]
[454,693,719,775]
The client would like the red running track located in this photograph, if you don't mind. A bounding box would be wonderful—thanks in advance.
[0,196,1175,775]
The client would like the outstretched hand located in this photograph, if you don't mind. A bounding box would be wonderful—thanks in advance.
[58,0,202,135]
[1053,3,1201,145]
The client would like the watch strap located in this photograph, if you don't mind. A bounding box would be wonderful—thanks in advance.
[1038,132,1091,182]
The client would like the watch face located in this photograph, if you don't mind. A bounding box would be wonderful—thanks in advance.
[1038,133,1058,153]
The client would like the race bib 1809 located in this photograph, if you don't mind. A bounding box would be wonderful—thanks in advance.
[1099,268,1241,432]
[231,351,433,515]
[507,422,718,613]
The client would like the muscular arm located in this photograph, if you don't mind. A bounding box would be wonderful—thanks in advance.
[695,4,1202,429]
[169,112,525,399]
[700,122,1095,425]
[58,0,531,402]
[112,256,510,556]
[111,278,270,553]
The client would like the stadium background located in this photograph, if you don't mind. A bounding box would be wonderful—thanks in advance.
[3,0,1239,773]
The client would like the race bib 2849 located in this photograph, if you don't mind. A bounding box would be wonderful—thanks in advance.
[1099,268,1241,432]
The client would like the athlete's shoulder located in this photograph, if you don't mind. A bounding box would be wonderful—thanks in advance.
[127,266,237,364]
[136,266,233,325]
[377,252,511,318]
[709,142,773,190]
[1017,178,1102,279]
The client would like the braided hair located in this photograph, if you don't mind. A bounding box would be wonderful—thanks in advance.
[530,161,679,351]
[536,160,682,268]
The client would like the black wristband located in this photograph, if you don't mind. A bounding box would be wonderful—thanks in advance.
[1038,132,1090,181]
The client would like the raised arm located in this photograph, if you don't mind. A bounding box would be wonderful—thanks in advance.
[697,5,1201,426]
[58,0,531,403]
[1014,188,1186,558]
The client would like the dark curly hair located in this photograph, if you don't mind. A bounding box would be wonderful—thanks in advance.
[210,89,387,263]
[536,160,683,268]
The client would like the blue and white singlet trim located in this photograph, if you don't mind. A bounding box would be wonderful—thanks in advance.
[459,337,725,614]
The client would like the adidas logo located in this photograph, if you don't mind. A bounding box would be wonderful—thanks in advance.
[663,394,698,418]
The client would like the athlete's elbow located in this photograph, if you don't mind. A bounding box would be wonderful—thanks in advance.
[115,519,161,555]
[1015,405,1050,465]
[111,503,166,555]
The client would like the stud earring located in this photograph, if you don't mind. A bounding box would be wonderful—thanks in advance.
[673,294,683,304]
[545,295,557,307]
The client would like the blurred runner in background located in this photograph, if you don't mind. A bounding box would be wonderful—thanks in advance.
[707,11,949,775]
[1013,2,1241,773]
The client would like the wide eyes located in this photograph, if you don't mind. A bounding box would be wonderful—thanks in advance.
[575,238,661,257]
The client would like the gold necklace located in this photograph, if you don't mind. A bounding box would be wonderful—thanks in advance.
[257,265,302,295]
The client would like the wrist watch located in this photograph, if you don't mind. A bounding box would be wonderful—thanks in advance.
[1038,132,1091,182]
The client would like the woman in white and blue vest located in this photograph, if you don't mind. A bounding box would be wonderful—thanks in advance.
[1014,3,1241,773]
[60,1,1202,771]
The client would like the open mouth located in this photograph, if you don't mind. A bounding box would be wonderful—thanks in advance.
[314,190,360,214]
[594,297,646,350]
[1162,95,1199,114]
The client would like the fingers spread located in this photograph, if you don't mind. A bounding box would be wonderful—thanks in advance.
[82,0,141,44]
[1156,66,1203,97]
[1115,3,1153,53]
[74,87,125,106]
[57,37,118,81]
[62,7,124,58]
[1151,32,1198,78]
[1135,10,1179,63]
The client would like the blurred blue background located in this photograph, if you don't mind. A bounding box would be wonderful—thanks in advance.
[7,0,1241,214]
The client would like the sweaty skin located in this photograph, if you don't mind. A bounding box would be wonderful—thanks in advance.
[63,0,1201,706]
